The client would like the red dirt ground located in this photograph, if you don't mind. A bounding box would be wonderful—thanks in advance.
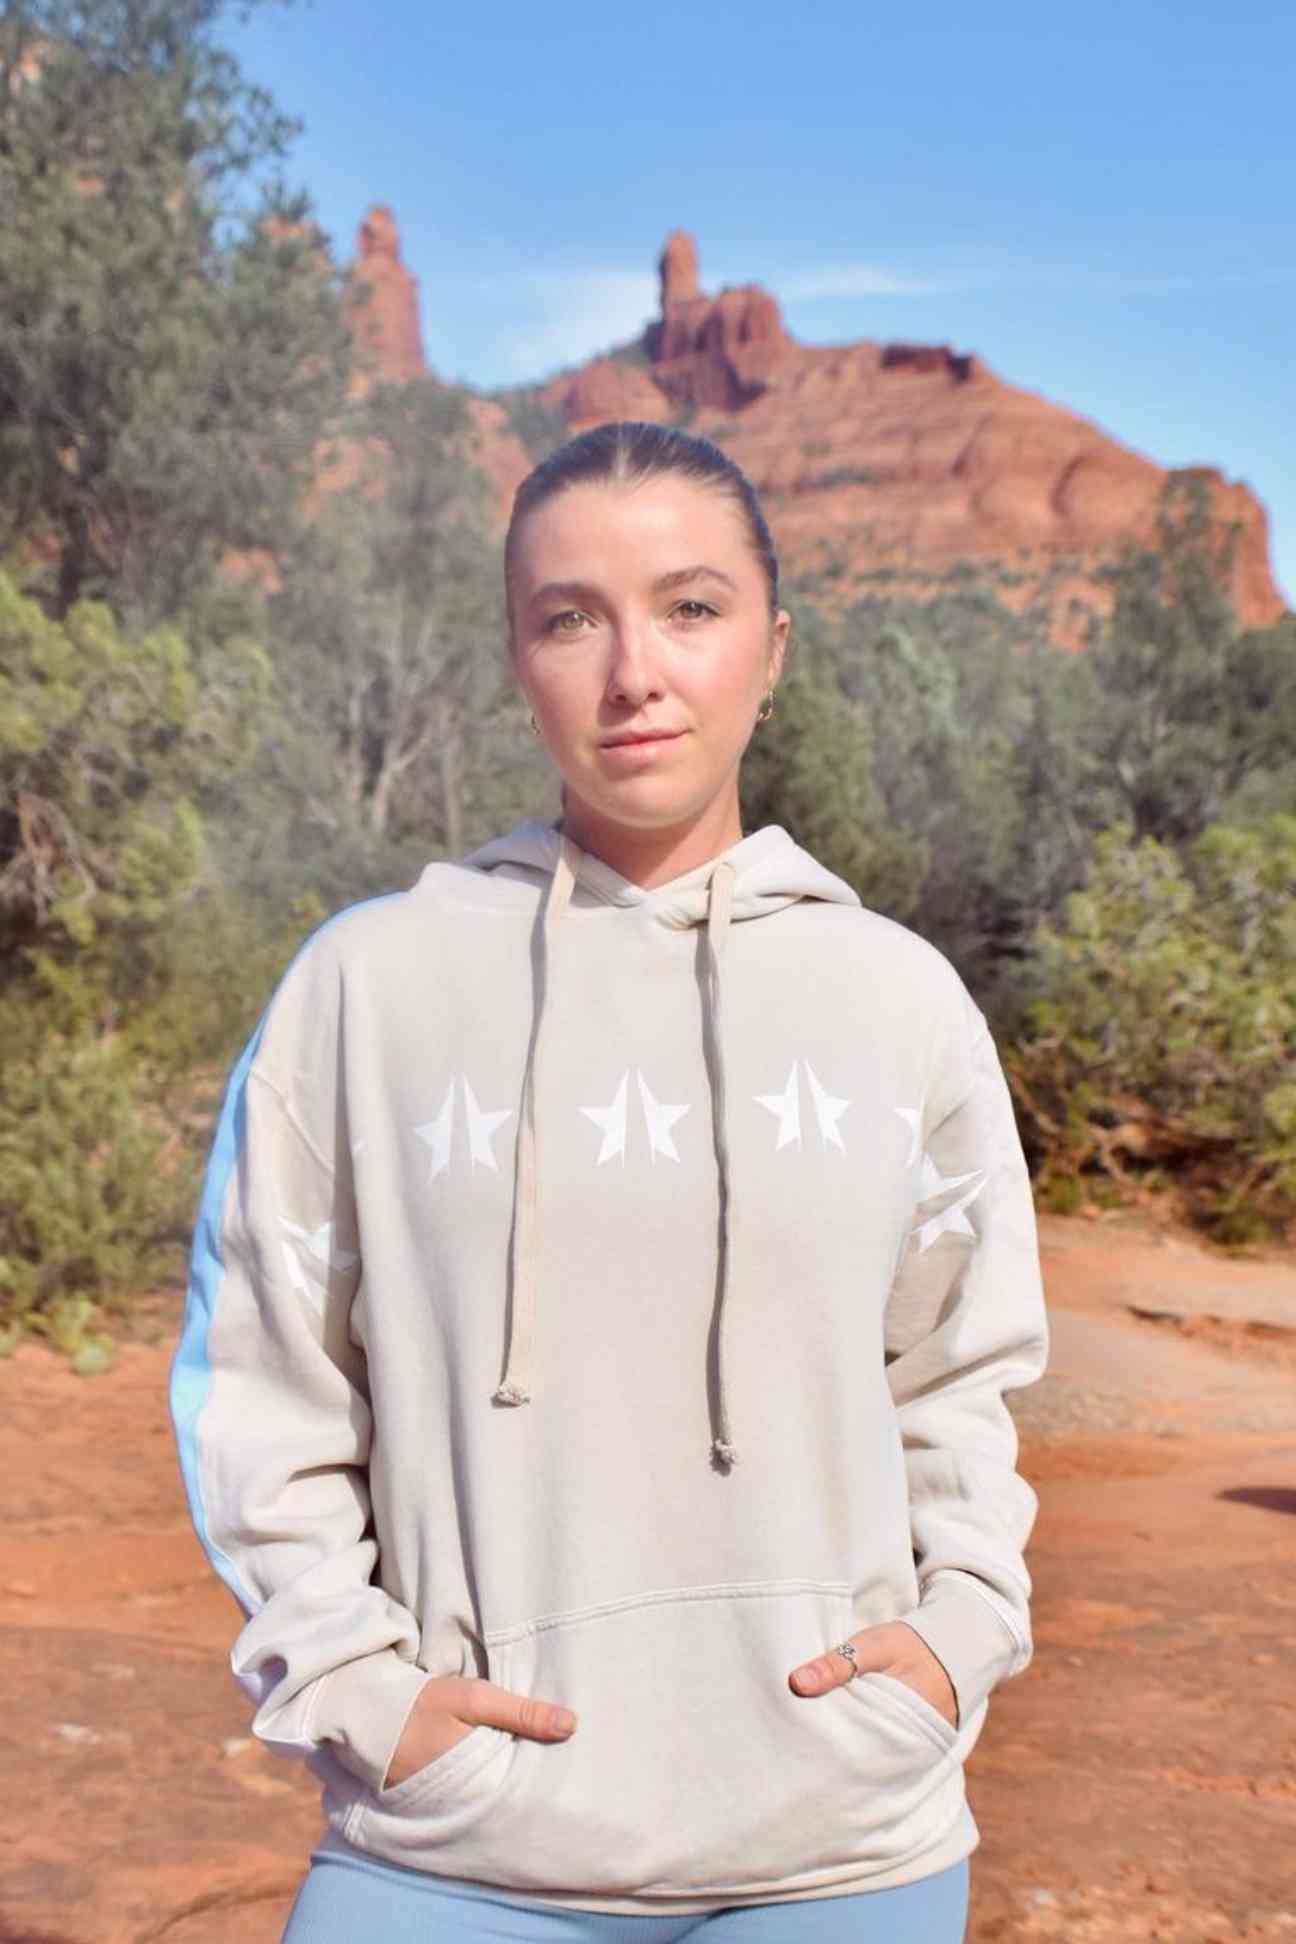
[2,1210,1293,1943]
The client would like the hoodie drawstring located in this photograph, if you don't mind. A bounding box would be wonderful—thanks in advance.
[492,833,578,1409]
[701,860,738,1467]
[492,843,742,1472]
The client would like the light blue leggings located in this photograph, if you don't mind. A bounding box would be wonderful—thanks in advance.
[281,1840,970,1941]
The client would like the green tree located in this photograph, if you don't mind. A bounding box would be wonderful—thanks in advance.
[0,566,288,1353]
[1007,816,1296,1240]
[827,587,1079,1003]
[267,377,549,865]
[740,659,925,916]
[0,0,352,622]
[0,568,268,990]
[1076,475,1296,844]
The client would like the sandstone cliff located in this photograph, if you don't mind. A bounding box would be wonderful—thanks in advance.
[346,204,427,387]
[343,211,1286,640]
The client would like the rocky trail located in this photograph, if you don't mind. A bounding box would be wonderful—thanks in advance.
[1,1210,1293,1943]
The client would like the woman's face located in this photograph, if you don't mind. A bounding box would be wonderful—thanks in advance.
[509,474,789,841]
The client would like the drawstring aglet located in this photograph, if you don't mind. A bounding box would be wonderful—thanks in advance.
[493,1381,531,1407]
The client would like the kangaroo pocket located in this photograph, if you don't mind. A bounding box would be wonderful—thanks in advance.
[344,1579,967,1898]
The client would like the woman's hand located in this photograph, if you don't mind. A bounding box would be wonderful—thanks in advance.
[383,1675,577,1790]
[788,1622,959,1729]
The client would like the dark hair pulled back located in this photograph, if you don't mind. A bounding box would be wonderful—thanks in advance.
[504,420,781,643]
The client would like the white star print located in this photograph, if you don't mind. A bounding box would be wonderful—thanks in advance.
[636,1069,690,1163]
[918,1154,981,1202]
[803,1062,851,1152]
[415,1080,456,1182]
[914,1156,987,1253]
[756,1061,802,1150]
[463,1077,512,1172]
[583,1070,630,1165]
[756,1060,851,1153]
[416,1077,513,1179]
[280,1218,358,1273]
[279,1219,358,1316]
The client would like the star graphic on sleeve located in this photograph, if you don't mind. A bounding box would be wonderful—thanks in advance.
[636,1069,690,1163]
[755,1061,802,1150]
[462,1078,512,1172]
[279,1218,358,1316]
[803,1061,851,1152]
[914,1155,987,1253]
[415,1079,456,1182]
[583,1070,629,1165]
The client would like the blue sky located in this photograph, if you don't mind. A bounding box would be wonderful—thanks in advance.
[227,0,1295,606]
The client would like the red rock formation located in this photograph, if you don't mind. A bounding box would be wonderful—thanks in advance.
[544,356,669,432]
[334,206,533,510]
[335,218,1286,641]
[641,229,794,412]
[659,229,701,308]
[346,205,427,389]
[490,233,1287,638]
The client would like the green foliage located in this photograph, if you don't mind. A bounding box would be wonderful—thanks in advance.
[494,386,570,464]
[264,376,550,869]
[0,568,266,986]
[0,568,285,1353]
[0,0,353,621]
[1008,818,1296,1238]
[1076,476,1296,843]
[740,665,926,918]
[826,587,1082,1007]
[0,1000,198,1362]
[0,872,321,1360]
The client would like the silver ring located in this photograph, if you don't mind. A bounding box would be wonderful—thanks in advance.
[832,1641,860,1678]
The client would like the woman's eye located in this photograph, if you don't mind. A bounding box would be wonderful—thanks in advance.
[543,602,714,634]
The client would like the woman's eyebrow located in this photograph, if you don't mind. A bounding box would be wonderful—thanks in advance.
[527,564,738,610]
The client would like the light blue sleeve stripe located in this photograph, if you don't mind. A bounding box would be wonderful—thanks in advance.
[169,1013,268,1616]
[167,892,405,1618]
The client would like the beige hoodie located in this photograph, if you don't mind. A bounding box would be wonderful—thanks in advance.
[170,817,1049,1914]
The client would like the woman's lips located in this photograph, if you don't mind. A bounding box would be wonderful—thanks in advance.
[597,729,688,767]
[600,729,687,749]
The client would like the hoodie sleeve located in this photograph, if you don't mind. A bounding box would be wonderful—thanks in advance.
[883,987,1050,1732]
[169,927,432,1795]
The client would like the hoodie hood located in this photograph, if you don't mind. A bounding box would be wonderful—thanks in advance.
[461,816,861,928]
[458,818,860,1469]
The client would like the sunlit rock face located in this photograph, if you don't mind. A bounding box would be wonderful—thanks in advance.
[347,204,427,388]
[338,216,1285,641]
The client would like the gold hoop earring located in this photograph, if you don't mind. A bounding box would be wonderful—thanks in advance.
[756,690,775,725]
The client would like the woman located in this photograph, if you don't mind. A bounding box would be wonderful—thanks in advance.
[171,420,1049,1942]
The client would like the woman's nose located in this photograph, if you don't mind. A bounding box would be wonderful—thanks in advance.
[605,621,663,705]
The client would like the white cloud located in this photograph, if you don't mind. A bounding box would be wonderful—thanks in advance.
[434,269,658,381]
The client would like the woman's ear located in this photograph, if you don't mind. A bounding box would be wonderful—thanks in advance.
[767,609,791,691]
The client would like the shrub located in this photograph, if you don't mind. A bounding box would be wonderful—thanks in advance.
[1006,817,1296,1240]
[0,1001,198,1365]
